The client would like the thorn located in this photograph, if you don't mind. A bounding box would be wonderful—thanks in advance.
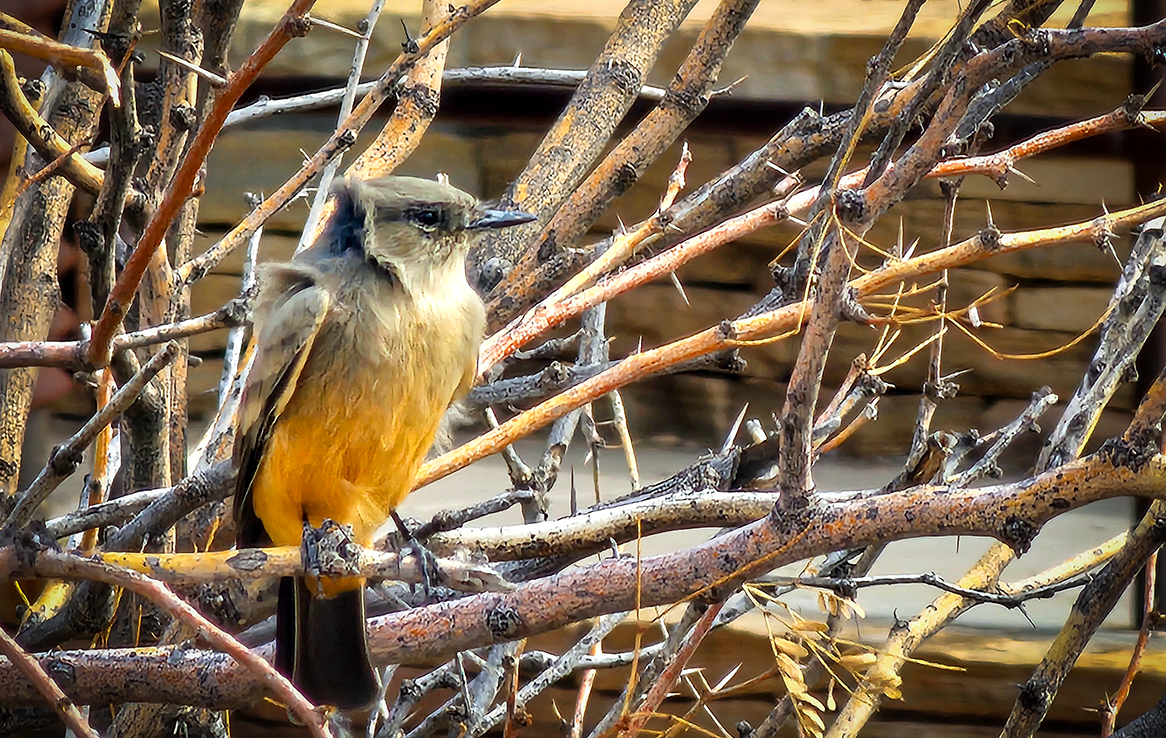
[902,237,920,261]
[400,19,419,53]
[710,74,748,97]
[512,51,523,67]
[157,49,228,87]
[984,201,996,230]
[1101,199,1111,216]
[721,404,749,454]
[570,467,577,516]
[436,172,450,185]
[1007,165,1036,185]
[895,217,905,258]
[308,15,363,39]
[614,214,627,236]
[670,271,690,306]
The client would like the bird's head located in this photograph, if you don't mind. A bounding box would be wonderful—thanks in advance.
[316,174,535,290]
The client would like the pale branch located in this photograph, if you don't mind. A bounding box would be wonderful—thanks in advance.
[83,68,671,167]
[407,488,538,541]
[347,0,453,180]
[44,486,168,540]
[0,293,252,369]
[100,458,233,552]
[948,386,1058,486]
[0,49,104,194]
[299,0,387,248]
[2,342,180,535]
[0,624,99,738]
[470,613,626,736]
[826,542,1017,738]
[1001,500,1166,738]
[1039,216,1166,471]
[0,545,511,594]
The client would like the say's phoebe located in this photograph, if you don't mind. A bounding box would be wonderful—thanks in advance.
[232,175,534,709]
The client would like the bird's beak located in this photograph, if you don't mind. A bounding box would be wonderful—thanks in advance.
[468,208,538,230]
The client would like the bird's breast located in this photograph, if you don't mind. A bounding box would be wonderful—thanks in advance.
[250,293,476,547]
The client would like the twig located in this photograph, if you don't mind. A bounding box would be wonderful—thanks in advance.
[52,553,331,737]
[1102,550,1158,735]
[0,50,105,194]
[0,28,119,104]
[174,0,503,286]
[423,196,1166,489]
[826,542,1016,738]
[0,544,512,594]
[620,602,724,738]
[949,386,1058,486]
[471,613,626,736]
[84,67,674,167]
[0,624,99,738]
[3,342,180,534]
[1001,500,1166,738]
[786,569,1094,608]
[87,0,320,368]
[299,0,387,249]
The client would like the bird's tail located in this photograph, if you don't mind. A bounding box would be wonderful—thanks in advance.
[276,576,378,710]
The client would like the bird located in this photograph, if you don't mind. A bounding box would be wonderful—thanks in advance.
[232,175,535,709]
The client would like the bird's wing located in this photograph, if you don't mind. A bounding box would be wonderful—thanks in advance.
[233,275,332,547]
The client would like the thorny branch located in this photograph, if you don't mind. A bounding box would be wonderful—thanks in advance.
[2,0,1166,735]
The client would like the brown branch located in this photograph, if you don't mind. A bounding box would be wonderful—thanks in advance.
[1102,550,1158,735]
[471,0,701,277]
[0,28,119,104]
[1,450,1162,707]
[2,342,180,535]
[87,0,319,368]
[516,0,760,271]
[1001,500,1166,738]
[0,624,99,738]
[0,50,104,194]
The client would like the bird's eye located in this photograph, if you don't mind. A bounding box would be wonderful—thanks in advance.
[408,207,444,231]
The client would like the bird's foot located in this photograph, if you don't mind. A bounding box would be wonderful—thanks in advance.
[302,519,362,580]
[392,511,440,600]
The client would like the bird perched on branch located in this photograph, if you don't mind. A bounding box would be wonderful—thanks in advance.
[232,175,535,709]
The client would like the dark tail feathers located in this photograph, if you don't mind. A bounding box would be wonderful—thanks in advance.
[276,577,378,710]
